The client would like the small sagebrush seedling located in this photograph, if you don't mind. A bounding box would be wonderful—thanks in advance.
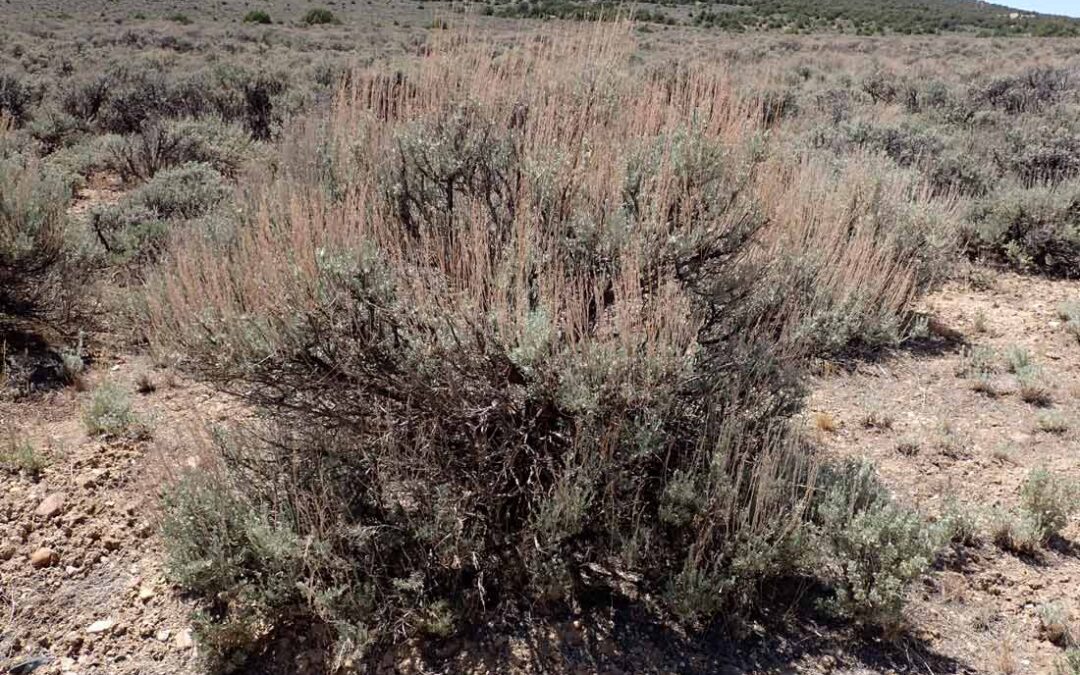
[84,382,146,438]
[958,345,996,379]
[1037,411,1069,434]
[937,499,981,547]
[0,436,46,477]
[973,309,988,333]
[135,372,157,395]
[861,408,894,430]
[896,437,920,457]
[1005,345,1032,374]
[1059,302,1080,344]
[1016,365,1052,407]
[1039,602,1075,647]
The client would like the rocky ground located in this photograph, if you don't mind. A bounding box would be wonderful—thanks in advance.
[2,261,1080,675]
[806,270,1080,674]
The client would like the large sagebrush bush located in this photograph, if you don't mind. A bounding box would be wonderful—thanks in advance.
[149,29,950,668]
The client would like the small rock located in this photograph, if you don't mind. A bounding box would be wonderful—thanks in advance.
[175,630,194,650]
[35,493,66,518]
[86,619,115,634]
[155,629,171,642]
[29,547,57,568]
[0,542,16,560]
[138,585,155,602]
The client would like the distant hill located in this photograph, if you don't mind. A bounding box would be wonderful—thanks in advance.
[691,0,1080,35]
[490,0,1080,36]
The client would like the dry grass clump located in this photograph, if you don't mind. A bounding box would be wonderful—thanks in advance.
[148,26,950,668]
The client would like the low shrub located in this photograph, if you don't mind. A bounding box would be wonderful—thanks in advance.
[105,118,251,181]
[0,73,33,126]
[1021,467,1079,543]
[0,153,73,317]
[303,8,339,25]
[1058,649,1080,675]
[966,183,1080,277]
[0,435,46,477]
[1039,602,1075,647]
[243,10,272,24]
[937,499,980,547]
[84,382,143,438]
[989,508,1043,554]
[995,125,1080,187]
[92,162,228,262]
[974,67,1073,115]
[148,32,953,668]
[811,459,939,633]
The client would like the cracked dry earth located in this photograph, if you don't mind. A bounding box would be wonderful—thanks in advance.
[1,268,1079,675]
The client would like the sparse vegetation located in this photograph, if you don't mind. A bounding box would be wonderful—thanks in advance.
[84,382,143,438]
[303,8,339,25]
[243,10,272,24]
[861,408,893,430]
[0,152,75,318]
[0,434,46,477]
[1037,411,1069,434]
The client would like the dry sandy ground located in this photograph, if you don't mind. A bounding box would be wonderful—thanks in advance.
[2,267,1079,674]
[807,270,1080,675]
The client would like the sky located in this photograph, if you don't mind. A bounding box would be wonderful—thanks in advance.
[1001,0,1080,17]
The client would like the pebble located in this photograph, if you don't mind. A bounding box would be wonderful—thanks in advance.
[29,547,58,568]
[174,630,194,650]
[0,542,16,560]
[138,585,155,602]
[35,493,66,518]
[155,629,171,642]
[86,618,115,634]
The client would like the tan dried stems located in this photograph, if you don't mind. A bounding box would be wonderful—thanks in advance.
[149,22,753,366]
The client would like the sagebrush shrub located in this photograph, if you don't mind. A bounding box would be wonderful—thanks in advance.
[0,73,32,126]
[0,154,73,316]
[996,125,1080,187]
[811,459,939,632]
[106,118,251,181]
[84,382,143,438]
[92,162,228,262]
[0,435,46,477]
[303,8,339,25]
[967,183,1080,277]
[1021,467,1079,543]
[243,10,272,24]
[974,67,1073,114]
[148,31,951,668]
